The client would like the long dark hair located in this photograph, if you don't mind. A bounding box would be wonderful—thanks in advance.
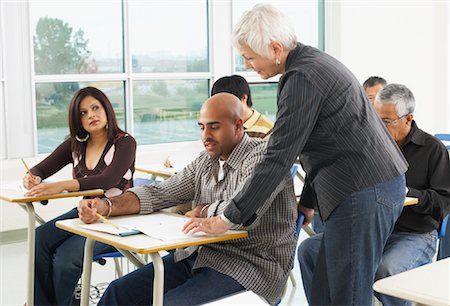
[68,86,125,154]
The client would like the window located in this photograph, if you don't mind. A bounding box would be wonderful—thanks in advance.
[1,0,324,158]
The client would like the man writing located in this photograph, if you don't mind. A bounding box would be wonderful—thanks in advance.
[78,93,297,306]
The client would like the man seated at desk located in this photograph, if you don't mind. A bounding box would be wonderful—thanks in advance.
[298,83,450,306]
[78,93,297,306]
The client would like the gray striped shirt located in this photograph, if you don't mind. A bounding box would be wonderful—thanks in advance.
[130,134,297,305]
[225,43,408,225]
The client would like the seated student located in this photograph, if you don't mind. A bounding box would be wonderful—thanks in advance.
[164,74,273,169]
[298,84,450,306]
[78,93,297,306]
[363,76,387,105]
[23,87,136,305]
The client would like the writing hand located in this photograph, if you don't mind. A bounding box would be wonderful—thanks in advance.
[78,198,108,224]
[22,173,41,190]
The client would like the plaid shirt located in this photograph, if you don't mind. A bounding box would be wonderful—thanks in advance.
[130,134,297,305]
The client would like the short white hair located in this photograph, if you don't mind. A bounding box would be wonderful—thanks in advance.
[375,84,416,116]
[232,3,297,58]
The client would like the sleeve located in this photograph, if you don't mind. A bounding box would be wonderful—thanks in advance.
[408,144,450,217]
[129,156,198,214]
[77,135,136,190]
[30,139,73,180]
[224,72,323,225]
[212,142,294,230]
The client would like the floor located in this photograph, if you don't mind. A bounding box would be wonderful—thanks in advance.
[0,232,310,305]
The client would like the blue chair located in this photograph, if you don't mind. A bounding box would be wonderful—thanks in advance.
[435,133,450,149]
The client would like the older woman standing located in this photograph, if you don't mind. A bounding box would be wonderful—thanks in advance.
[185,4,408,305]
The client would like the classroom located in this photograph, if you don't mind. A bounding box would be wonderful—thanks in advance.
[1,1,449,305]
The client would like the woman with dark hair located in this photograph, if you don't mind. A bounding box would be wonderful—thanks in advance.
[23,86,136,305]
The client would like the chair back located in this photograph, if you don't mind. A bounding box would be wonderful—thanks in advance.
[439,214,449,238]
[435,133,450,149]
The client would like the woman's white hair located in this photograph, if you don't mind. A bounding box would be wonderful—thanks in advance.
[232,3,297,58]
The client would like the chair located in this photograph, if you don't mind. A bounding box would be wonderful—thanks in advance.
[434,133,450,149]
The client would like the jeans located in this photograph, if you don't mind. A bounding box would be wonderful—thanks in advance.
[35,208,117,305]
[298,175,405,305]
[374,230,438,305]
[98,253,245,306]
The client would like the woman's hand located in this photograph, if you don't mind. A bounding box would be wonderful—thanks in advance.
[182,216,230,235]
[22,173,41,190]
[24,182,64,197]
[78,198,109,224]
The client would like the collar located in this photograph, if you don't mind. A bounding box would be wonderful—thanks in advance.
[285,42,305,71]
[403,120,426,148]
[211,133,251,171]
[243,109,260,130]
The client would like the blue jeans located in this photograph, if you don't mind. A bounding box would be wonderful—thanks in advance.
[298,175,405,305]
[35,208,117,305]
[98,253,245,305]
[375,230,438,305]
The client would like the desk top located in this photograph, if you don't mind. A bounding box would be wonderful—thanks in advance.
[0,188,104,203]
[404,197,418,206]
[373,258,450,306]
[56,214,248,254]
[135,163,176,178]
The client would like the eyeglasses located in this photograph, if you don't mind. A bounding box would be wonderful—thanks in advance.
[382,114,408,126]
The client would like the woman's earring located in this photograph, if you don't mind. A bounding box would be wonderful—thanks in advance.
[106,122,109,129]
[275,58,281,65]
[75,133,90,142]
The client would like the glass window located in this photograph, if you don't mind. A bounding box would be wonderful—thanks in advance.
[233,0,321,72]
[249,83,278,121]
[128,1,208,73]
[35,82,125,153]
[30,0,123,74]
[133,79,209,145]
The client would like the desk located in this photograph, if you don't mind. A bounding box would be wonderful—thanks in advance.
[0,188,104,306]
[404,197,419,206]
[56,213,248,306]
[135,163,175,180]
[373,258,450,305]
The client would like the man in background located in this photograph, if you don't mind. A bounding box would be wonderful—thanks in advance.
[363,76,387,105]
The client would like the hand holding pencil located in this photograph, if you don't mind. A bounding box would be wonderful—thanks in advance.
[21,158,42,190]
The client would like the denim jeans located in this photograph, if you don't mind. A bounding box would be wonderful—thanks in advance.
[35,208,117,305]
[375,230,438,306]
[298,175,405,305]
[98,253,245,305]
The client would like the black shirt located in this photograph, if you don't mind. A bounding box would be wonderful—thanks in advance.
[395,121,450,233]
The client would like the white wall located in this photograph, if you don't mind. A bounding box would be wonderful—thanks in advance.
[326,0,450,135]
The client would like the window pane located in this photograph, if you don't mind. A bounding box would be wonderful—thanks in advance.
[233,0,320,72]
[133,79,209,145]
[129,1,208,73]
[36,82,125,153]
[30,0,123,74]
[249,83,278,121]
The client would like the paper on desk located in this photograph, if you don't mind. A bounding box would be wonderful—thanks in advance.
[79,213,201,241]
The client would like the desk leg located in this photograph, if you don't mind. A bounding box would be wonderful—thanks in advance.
[24,202,35,306]
[80,238,94,306]
[149,252,164,306]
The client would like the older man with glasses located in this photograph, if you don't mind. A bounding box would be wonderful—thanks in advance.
[298,83,450,306]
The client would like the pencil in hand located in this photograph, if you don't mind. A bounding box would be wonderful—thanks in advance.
[21,158,36,179]
[95,213,120,229]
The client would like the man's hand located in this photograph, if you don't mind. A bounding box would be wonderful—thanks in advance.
[78,198,109,224]
[182,216,230,235]
[298,203,315,226]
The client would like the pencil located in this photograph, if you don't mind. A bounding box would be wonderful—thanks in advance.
[95,213,120,229]
[21,158,36,179]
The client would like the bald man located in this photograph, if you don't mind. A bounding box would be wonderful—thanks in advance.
[78,93,297,306]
